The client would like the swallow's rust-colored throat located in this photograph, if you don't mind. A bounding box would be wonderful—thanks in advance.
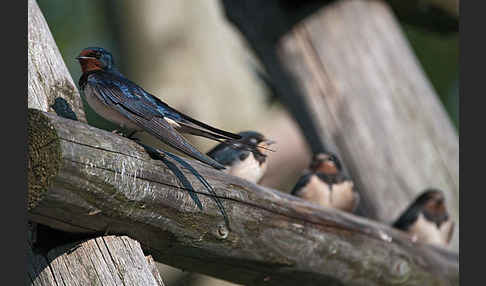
[316,162,339,175]
[77,58,103,73]
[77,50,103,73]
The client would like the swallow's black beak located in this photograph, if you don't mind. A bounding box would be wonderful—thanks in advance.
[263,139,276,146]
[257,139,276,152]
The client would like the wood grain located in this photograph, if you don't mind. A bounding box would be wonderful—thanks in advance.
[28,109,459,286]
[28,235,166,286]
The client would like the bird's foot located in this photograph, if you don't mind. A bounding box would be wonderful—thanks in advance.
[111,129,125,136]
[112,129,138,140]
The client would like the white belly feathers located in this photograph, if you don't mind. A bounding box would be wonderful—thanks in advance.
[225,152,266,183]
[408,214,454,246]
[298,175,356,211]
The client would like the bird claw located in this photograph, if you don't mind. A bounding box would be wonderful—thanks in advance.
[111,129,138,141]
[111,129,125,136]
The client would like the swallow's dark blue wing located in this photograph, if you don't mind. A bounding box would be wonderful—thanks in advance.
[206,140,231,158]
[88,71,240,142]
[392,204,420,231]
[290,172,313,196]
[206,141,250,166]
[142,93,241,142]
[86,72,226,169]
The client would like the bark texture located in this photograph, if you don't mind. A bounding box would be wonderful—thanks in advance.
[28,234,165,286]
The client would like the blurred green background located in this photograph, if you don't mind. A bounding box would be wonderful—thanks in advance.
[37,0,458,130]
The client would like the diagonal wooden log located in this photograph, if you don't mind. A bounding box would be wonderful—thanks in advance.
[28,0,86,122]
[28,233,165,286]
[28,109,458,286]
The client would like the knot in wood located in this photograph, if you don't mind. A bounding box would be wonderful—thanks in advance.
[390,258,411,282]
[217,224,229,239]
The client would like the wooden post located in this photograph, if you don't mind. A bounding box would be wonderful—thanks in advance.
[28,235,165,286]
[276,0,459,250]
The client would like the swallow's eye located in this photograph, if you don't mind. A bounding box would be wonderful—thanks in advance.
[250,138,258,145]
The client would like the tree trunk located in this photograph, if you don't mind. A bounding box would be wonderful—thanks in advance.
[28,109,459,286]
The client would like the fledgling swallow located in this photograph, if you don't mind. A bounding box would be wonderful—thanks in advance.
[206,131,274,183]
[290,152,359,212]
[51,97,78,121]
[76,47,241,170]
[392,189,454,247]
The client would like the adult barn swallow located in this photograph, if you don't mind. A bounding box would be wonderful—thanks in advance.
[207,131,274,183]
[291,152,359,212]
[76,47,241,169]
[392,189,454,247]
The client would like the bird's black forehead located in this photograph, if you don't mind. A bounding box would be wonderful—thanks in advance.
[415,189,444,204]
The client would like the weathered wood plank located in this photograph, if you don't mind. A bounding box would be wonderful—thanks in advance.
[28,223,58,286]
[277,0,459,250]
[28,109,459,286]
[147,256,166,286]
[28,0,86,122]
[28,235,165,286]
[28,248,57,286]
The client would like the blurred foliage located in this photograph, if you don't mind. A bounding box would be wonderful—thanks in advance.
[37,0,458,130]
[37,0,120,82]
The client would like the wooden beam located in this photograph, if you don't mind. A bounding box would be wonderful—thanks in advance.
[28,109,459,286]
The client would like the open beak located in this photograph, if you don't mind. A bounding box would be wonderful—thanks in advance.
[263,139,276,146]
[257,139,276,152]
